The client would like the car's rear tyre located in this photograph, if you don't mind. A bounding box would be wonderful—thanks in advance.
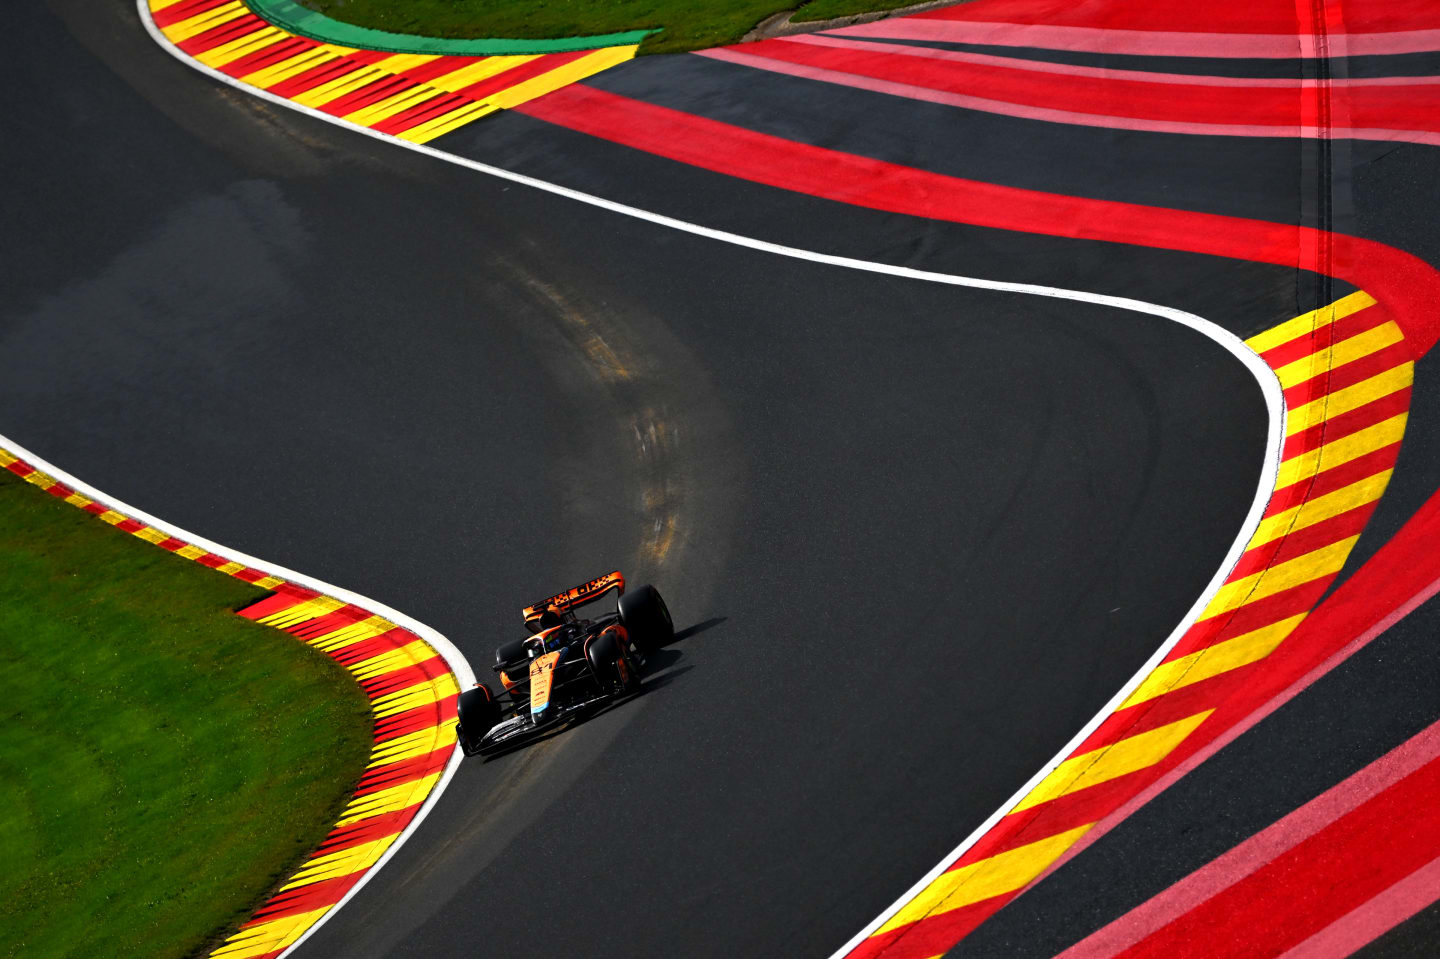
[587,631,640,696]
[456,684,500,756]
[617,584,673,653]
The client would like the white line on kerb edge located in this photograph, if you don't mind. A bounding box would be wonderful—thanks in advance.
[134,5,1287,954]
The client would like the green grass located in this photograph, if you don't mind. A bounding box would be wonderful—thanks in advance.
[298,0,945,54]
[0,467,373,959]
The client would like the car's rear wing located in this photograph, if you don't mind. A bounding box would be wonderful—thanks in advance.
[522,571,625,631]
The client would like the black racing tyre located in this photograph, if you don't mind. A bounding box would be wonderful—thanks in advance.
[617,584,674,653]
[494,639,526,670]
[586,632,640,696]
[456,684,500,757]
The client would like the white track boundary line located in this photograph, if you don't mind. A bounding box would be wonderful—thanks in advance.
[132,5,1286,953]
[0,430,477,959]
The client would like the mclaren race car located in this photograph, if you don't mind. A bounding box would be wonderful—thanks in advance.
[456,571,673,756]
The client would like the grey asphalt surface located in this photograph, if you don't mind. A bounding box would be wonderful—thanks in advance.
[0,3,1295,957]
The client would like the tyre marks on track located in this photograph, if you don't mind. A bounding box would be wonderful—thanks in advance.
[0,444,461,959]
[844,291,1415,959]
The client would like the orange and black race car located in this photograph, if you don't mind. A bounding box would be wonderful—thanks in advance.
[456,571,673,757]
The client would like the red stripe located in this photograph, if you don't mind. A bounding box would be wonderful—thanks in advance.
[1256,303,1388,370]
[318,76,419,117]
[1010,482,1440,918]
[373,694,458,743]
[237,584,320,620]
[5,460,35,477]
[370,92,471,135]
[849,893,1014,959]
[1282,855,1440,957]
[283,605,374,639]
[315,803,423,855]
[719,38,1440,135]
[836,18,1440,60]
[1267,444,1403,516]
[1162,578,1334,663]
[265,58,368,100]
[1280,388,1412,465]
[246,873,363,923]
[395,54,487,84]
[114,518,145,534]
[1225,505,1374,583]
[151,0,231,27]
[452,50,591,101]
[515,86,1440,358]
[1282,342,1413,409]
[345,48,395,66]
[219,36,314,78]
[176,15,266,56]
[908,0,1440,34]
[324,629,415,667]
[356,656,448,697]
[353,747,452,797]
[1113,754,1440,958]
[155,536,188,551]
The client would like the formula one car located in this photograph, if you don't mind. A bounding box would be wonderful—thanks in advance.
[456,571,673,756]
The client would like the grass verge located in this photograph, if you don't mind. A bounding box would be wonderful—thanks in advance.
[0,465,373,959]
[296,0,955,54]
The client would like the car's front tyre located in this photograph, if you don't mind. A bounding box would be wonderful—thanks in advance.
[456,683,500,756]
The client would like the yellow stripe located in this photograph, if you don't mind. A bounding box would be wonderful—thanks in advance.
[1012,711,1213,814]
[175,544,208,560]
[426,55,538,93]
[372,673,460,719]
[1201,536,1358,620]
[307,615,395,652]
[1121,615,1306,709]
[876,825,1094,934]
[396,101,498,143]
[149,0,194,12]
[1271,322,1404,390]
[240,46,339,88]
[194,25,286,68]
[347,639,440,680]
[374,53,440,73]
[216,561,245,575]
[1285,363,1414,437]
[209,906,332,959]
[291,66,386,108]
[98,510,127,525]
[1250,470,1393,550]
[162,1,247,43]
[1246,290,1377,354]
[255,595,347,628]
[334,771,443,826]
[20,467,56,489]
[1275,413,1408,490]
[132,526,169,544]
[280,834,400,889]
[344,85,445,127]
[366,723,456,767]
[0,450,15,468]
[487,46,637,110]
[253,575,286,590]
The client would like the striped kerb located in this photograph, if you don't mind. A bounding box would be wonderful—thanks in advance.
[148,0,637,143]
[847,290,1413,958]
[0,447,461,959]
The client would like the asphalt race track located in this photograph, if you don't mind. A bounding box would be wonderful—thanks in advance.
[10,0,1439,957]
